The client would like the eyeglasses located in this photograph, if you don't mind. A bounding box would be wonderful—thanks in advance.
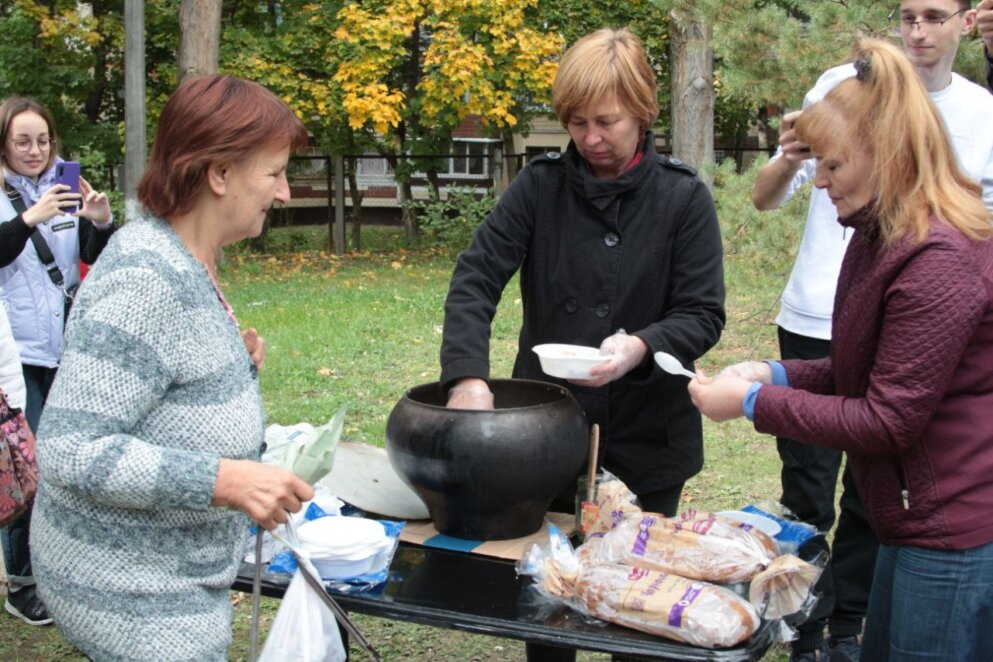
[7,137,54,153]
[889,8,966,31]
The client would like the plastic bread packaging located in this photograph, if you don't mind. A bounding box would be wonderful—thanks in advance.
[519,528,761,649]
[588,510,779,584]
[585,473,643,536]
[579,474,822,619]
[748,554,823,620]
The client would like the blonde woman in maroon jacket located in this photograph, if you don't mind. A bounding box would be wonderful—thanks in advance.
[690,38,993,661]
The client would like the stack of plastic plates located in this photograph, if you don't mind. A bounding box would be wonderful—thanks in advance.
[296,516,393,578]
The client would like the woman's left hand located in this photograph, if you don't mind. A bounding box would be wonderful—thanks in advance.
[572,332,648,388]
[78,176,112,225]
[687,371,751,422]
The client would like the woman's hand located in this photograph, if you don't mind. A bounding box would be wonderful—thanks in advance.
[446,377,494,410]
[78,177,112,225]
[718,360,772,384]
[211,459,315,531]
[688,371,751,422]
[241,328,267,370]
[572,332,648,388]
[777,110,813,165]
[978,0,993,54]
[20,184,81,227]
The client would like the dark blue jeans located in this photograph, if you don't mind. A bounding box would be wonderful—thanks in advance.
[0,364,56,588]
[776,327,876,650]
[863,541,993,660]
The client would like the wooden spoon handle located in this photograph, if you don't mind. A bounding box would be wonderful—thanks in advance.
[586,424,600,502]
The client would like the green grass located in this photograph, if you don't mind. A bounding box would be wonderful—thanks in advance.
[1,165,813,660]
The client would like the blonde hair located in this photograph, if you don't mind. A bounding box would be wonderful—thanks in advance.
[552,28,659,131]
[794,38,991,245]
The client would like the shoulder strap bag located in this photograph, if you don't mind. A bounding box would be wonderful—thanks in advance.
[0,387,39,527]
[4,182,79,320]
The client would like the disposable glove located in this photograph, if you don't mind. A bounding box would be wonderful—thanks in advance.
[717,361,773,384]
[445,378,494,410]
[688,371,750,422]
[573,331,648,388]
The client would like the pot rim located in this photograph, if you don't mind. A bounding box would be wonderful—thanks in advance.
[401,378,578,412]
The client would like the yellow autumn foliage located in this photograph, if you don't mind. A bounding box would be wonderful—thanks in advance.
[333,0,562,134]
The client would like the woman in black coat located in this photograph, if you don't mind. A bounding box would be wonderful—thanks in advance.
[440,27,725,517]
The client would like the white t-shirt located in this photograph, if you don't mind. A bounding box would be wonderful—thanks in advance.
[774,66,993,340]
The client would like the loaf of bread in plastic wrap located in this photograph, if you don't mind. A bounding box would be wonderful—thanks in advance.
[539,550,760,648]
[588,510,779,584]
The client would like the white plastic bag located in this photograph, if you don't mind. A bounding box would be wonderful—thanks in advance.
[259,568,347,662]
[263,407,346,484]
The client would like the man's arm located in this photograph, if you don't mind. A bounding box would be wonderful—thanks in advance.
[979,0,993,90]
[752,110,817,210]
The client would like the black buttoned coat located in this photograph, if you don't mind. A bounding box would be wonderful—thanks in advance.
[440,133,725,494]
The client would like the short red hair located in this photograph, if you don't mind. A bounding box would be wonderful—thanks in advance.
[137,75,308,219]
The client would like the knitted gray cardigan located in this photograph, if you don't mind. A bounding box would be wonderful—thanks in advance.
[31,214,264,661]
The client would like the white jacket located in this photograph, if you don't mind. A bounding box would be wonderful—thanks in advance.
[0,165,83,368]
[0,304,26,409]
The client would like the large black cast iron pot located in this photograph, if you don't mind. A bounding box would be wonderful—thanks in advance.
[386,379,588,540]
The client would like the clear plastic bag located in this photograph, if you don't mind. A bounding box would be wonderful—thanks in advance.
[519,526,761,649]
[259,568,347,662]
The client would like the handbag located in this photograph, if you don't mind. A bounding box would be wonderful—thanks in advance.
[0,387,39,528]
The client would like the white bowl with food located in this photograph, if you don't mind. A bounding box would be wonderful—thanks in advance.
[532,343,610,380]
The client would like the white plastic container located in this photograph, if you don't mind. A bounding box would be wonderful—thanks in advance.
[532,343,610,379]
[296,516,393,579]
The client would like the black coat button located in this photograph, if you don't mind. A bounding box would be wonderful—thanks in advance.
[565,299,578,313]
[604,232,620,247]
[595,303,610,318]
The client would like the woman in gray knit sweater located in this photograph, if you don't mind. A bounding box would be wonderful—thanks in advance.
[30,75,315,661]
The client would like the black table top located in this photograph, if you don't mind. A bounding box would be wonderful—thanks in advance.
[233,540,777,661]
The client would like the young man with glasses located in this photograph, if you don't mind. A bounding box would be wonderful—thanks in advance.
[750,2,993,660]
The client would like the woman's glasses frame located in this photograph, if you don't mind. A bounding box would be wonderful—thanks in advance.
[6,136,54,153]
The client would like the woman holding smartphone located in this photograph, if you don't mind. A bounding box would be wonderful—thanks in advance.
[0,96,113,627]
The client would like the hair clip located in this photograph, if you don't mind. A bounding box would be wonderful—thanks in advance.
[854,56,871,82]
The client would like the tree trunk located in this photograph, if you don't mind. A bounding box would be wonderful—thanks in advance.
[425,168,441,201]
[83,0,109,125]
[178,0,221,83]
[347,160,363,252]
[500,129,518,188]
[399,180,416,240]
[669,8,714,183]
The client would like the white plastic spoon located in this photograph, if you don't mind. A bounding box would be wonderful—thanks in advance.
[654,351,696,379]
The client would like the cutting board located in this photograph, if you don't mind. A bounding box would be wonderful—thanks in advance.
[399,512,576,560]
[318,440,429,520]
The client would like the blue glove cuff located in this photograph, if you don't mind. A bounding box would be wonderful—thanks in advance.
[743,382,763,421]
[767,361,789,386]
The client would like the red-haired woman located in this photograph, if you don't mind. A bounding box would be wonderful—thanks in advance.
[30,75,315,660]
[690,39,993,660]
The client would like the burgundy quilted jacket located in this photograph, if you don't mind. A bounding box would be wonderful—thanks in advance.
[754,206,993,550]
